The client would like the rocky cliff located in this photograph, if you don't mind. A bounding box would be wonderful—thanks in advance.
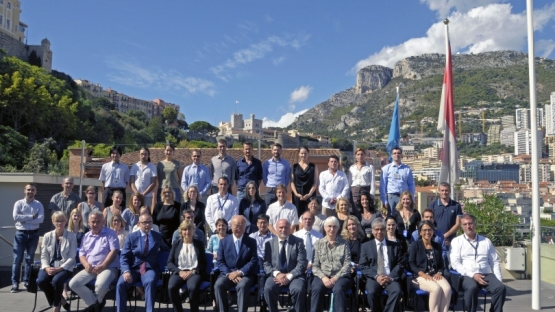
[289,50,555,140]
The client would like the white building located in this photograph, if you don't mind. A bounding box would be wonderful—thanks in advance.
[514,129,543,156]
[516,108,544,130]
[500,126,517,146]
[520,163,552,182]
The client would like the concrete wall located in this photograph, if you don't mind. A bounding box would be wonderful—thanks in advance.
[0,30,27,60]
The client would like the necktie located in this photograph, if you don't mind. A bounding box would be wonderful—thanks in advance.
[140,234,149,274]
[305,232,313,263]
[377,242,385,276]
[193,166,199,184]
[235,239,240,255]
[279,240,287,273]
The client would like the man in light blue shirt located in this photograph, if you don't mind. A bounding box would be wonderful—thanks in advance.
[11,183,44,293]
[379,147,415,216]
[181,149,211,203]
[262,143,291,207]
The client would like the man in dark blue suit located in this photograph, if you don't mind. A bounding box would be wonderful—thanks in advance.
[359,218,404,312]
[263,219,307,312]
[215,215,258,312]
[116,213,169,312]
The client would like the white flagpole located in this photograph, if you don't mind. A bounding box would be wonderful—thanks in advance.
[526,0,541,309]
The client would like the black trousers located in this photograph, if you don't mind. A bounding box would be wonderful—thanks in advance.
[264,276,306,312]
[310,276,352,312]
[37,269,73,307]
[365,278,402,312]
[168,273,203,312]
[461,275,506,312]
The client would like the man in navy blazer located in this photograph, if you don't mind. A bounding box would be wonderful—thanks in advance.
[263,219,307,312]
[116,213,169,312]
[359,218,404,312]
[215,215,258,312]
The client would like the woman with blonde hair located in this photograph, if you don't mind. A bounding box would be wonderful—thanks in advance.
[395,190,421,240]
[68,208,88,247]
[38,211,76,312]
[153,186,181,247]
[336,197,352,231]
[109,212,128,248]
[167,219,207,312]
[180,185,206,234]
[122,193,144,232]
[341,215,368,272]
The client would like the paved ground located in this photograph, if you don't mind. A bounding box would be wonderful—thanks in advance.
[1,278,555,312]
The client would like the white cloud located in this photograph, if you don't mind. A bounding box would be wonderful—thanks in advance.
[262,109,309,128]
[106,59,216,97]
[273,56,286,66]
[537,39,555,58]
[421,0,501,18]
[289,85,313,104]
[352,3,555,72]
[210,32,311,80]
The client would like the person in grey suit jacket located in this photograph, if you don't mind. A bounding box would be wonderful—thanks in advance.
[214,215,258,312]
[116,213,169,312]
[359,218,404,312]
[38,211,77,312]
[263,219,307,312]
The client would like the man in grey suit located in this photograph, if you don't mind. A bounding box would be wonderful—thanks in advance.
[263,219,307,312]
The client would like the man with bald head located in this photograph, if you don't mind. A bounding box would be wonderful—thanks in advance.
[49,177,80,218]
[214,215,258,312]
[263,219,307,312]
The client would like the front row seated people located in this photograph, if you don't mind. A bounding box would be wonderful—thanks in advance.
[69,211,120,312]
[450,213,506,312]
[214,215,258,312]
[359,218,404,312]
[310,216,352,312]
[116,213,169,312]
[409,220,451,312]
[263,219,307,312]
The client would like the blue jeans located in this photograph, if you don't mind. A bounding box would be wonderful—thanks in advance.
[12,229,40,285]
[387,193,401,216]
[236,190,245,203]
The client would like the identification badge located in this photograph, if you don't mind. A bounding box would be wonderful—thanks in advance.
[54,260,60,268]
[403,230,408,238]
[470,263,479,271]
[394,174,401,179]
[215,211,223,220]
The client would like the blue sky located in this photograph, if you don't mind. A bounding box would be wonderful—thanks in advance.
[24,0,555,128]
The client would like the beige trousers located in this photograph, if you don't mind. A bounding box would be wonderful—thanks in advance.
[416,276,452,312]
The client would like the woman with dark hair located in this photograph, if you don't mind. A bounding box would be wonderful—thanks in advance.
[156,143,183,204]
[180,185,206,234]
[385,215,409,257]
[358,191,382,237]
[395,190,421,240]
[238,181,266,234]
[77,186,103,230]
[153,186,182,247]
[103,190,124,227]
[409,220,451,312]
[348,148,375,212]
[290,146,319,217]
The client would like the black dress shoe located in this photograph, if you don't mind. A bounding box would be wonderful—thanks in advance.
[61,300,71,311]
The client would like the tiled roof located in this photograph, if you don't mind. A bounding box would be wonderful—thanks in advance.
[88,148,343,167]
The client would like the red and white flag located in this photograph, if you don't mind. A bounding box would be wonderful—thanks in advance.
[437,21,459,187]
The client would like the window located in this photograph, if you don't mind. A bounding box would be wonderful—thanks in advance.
[0,15,3,26]
[0,0,4,5]
[6,19,10,30]
[7,2,10,9]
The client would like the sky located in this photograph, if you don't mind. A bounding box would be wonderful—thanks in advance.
[24,0,555,128]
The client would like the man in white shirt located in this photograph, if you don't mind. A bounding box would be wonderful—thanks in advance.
[318,155,350,217]
[130,147,157,207]
[450,214,506,312]
[266,184,298,235]
[294,211,323,269]
[205,177,239,234]
[99,145,130,208]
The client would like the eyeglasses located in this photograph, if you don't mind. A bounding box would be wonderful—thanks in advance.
[54,220,66,223]
[461,222,475,227]
[373,228,385,232]
[87,192,96,195]
[112,219,121,223]
[140,221,153,225]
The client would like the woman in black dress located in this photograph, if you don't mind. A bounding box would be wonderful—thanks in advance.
[394,190,421,241]
[238,181,266,234]
[180,185,206,234]
[290,146,319,217]
[153,186,181,247]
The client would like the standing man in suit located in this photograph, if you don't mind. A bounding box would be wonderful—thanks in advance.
[263,219,307,312]
[359,218,404,312]
[215,215,258,312]
[116,213,169,312]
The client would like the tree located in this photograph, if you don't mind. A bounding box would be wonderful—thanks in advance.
[22,138,56,174]
[145,117,166,143]
[127,110,149,124]
[162,107,178,122]
[463,193,519,246]
[0,125,28,169]
[92,97,115,110]
[28,51,42,67]
[189,121,219,136]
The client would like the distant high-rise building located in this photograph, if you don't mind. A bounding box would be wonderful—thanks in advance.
[515,108,545,130]
[546,95,555,135]
[500,126,516,146]
[514,129,542,156]
[500,115,515,128]
[487,124,501,145]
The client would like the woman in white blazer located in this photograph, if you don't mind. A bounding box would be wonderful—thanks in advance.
[37,211,77,312]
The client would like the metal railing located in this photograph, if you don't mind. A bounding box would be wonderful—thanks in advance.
[0,226,14,247]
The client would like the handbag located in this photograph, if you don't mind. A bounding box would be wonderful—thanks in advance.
[27,263,41,293]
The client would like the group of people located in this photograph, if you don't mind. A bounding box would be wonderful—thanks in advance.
[10,143,506,312]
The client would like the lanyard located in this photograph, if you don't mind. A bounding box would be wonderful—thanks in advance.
[217,194,229,211]
[464,234,480,260]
